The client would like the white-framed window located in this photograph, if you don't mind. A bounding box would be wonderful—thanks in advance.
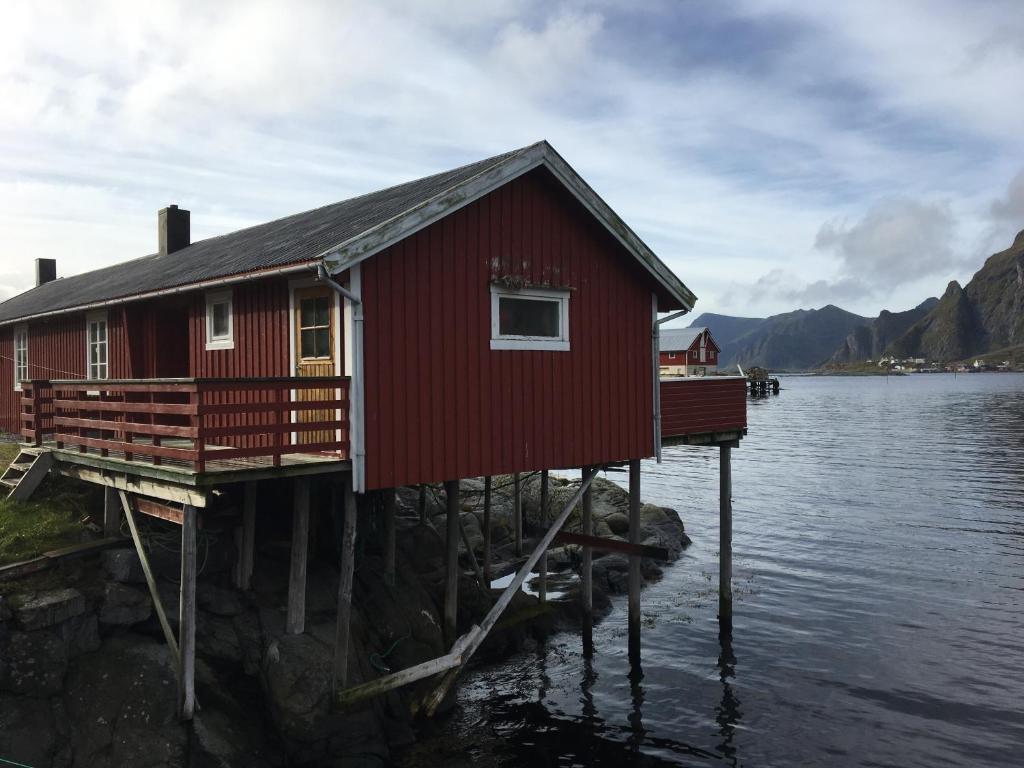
[86,311,108,380]
[205,290,234,350]
[13,324,28,390]
[667,352,676,359]
[489,285,570,351]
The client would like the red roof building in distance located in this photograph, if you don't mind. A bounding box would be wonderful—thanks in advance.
[659,326,720,376]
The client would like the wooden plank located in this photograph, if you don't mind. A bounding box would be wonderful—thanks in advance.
[287,477,311,635]
[103,486,121,537]
[137,498,184,525]
[333,476,358,692]
[422,468,600,717]
[7,451,53,502]
[53,399,198,415]
[444,479,459,646]
[53,416,198,439]
[201,419,345,438]
[554,531,669,561]
[0,556,51,581]
[52,434,199,462]
[628,458,642,664]
[239,481,256,591]
[198,399,344,416]
[720,445,733,620]
[582,467,593,656]
[52,463,208,505]
[179,503,197,721]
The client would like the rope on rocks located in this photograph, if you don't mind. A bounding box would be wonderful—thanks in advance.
[369,633,410,674]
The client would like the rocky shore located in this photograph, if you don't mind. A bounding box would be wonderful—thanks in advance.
[0,473,690,767]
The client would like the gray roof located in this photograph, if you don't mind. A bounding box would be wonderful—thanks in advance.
[1,140,694,324]
[660,326,706,351]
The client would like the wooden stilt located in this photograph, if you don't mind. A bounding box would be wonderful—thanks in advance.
[581,466,594,656]
[482,476,492,585]
[444,479,460,646]
[179,503,197,721]
[333,474,358,693]
[239,480,256,591]
[287,477,311,635]
[513,473,523,557]
[538,470,549,604]
[719,445,733,621]
[103,486,121,538]
[628,459,642,665]
[382,487,396,587]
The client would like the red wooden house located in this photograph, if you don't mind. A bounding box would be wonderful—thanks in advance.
[0,141,746,717]
[659,326,721,376]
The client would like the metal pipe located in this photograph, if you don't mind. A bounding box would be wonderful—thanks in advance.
[651,300,690,462]
[316,262,361,304]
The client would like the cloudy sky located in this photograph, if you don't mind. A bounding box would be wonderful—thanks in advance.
[2,0,1023,319]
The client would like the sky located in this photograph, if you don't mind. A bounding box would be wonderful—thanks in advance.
[2,0,1023,320]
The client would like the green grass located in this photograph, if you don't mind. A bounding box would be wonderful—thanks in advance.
[0,441,93,566]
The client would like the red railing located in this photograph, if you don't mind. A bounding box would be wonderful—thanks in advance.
[660,376,747,440]
[21,377,350,472]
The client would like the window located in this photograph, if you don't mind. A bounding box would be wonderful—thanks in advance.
[668,352,676,359]
[490,285,570,351]
[205,290,234,350]
[86,312,108,380]
[299,294,332,359]
[13,325,27,390]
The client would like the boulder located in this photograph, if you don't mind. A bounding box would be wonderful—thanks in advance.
[0,628,68,695]
[101,547,147,584]
[605,512,630,535]
[99,583,152,628]
[13,588,85,631]
[197,583,245,617]
[59,613,101,658]
[0,693,58,768]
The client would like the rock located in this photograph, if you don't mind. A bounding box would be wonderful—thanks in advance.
[233,610,265,676]
[197,613,242,666]
[592,554,632,594]
[0,693,58,767]
[545,546,572,570]
[640,503,669,525]
[0,595,11,622]
[605,512,630,535]
[0,628,68,695]
[101,547,147,584]
[100,583,152,628]
[59,613,101,658]
[14,588,85,631]
[260,632,344,743]
[198,583,245,617]
[460,511,484,554]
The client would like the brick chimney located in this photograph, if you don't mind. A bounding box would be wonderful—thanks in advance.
[35,257,56,287]
[158,205,190,256]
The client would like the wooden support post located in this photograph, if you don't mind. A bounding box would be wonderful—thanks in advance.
[382,487,396,587]
[581,466,594,657]
[513,473,523,557]
[538,470,549,604]
[628,459,642,665]
[179,503,197,721]
[239,481,257,591]
[287,477,311,635]
[103,486,121,538]
[719,445,733,621]
[444,479,460,647]
[333,475,358,694]
[482,476,492,586]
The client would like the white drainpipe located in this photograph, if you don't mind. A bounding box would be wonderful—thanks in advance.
[652,299,690,463]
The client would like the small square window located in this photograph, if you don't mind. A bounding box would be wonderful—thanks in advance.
[490,285,570,351]
[205,290,234,350]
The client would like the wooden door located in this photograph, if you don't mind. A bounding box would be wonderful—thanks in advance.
[294,287,337,446]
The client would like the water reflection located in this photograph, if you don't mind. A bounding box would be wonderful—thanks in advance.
[715,617,741,766]
[627,660,646,756]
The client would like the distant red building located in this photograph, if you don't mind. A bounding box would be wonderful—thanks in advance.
[659,326,720,376]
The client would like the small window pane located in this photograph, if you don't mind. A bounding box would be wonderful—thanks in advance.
[498,297,560,338]
[212,302,230,338]
[300,329,315,358]
[300,299,316,328]
[314,328,329,357]
[314,297,330,326]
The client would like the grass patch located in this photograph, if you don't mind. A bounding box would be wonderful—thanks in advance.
[0,441,19,471]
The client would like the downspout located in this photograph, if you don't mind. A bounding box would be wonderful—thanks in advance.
[317,262,366,492]
[652,300,690,463]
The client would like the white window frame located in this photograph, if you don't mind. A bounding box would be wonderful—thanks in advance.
[86,311,109,381]
[205,289,235,350]
[13,324,28,390]
[489,285,570,351]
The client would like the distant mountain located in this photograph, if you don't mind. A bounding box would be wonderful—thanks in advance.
[886,230,1024,361]
[691,305,868,371]
[829,297,939,364]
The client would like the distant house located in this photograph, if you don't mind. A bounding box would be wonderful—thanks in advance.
[659,327,720,376]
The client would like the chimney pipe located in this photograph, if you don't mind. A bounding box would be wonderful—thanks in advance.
[35,258,57,287]
[158,205,190,257]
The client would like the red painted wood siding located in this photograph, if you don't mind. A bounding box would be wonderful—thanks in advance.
[660,378,746,438]
[361,167,658,490]
[0,331,14,435]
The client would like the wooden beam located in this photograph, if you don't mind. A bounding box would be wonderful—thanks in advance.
[54,463,208,506]
[103,486,121,537]
[179,503,197,721]
[287,477,311,635]
[421,468,600,717]
[553,531,668,561]
[581,467,593,657]
[512,473,522,557]
[136,497,184,525]
[628,459,642,665]
[382,487,396,587]
[719,445,733,621]
[538,470,548,604]
[239,481,257,591]
[444,479,460,646]
[482,476,492,585]
[333,475,358,693]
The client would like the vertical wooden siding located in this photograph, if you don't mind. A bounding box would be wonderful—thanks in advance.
[362,167,656,490]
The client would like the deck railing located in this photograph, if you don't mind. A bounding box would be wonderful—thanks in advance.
[21,376,350,472]
[660,376,747,440]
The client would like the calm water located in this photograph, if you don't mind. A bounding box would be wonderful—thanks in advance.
[408,373,1024,767]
